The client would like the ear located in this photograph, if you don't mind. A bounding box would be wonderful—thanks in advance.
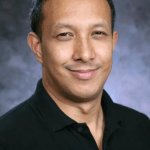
[112,31,118,51]
[27,32,43,64]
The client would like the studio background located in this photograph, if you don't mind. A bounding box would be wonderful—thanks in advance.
[0,0,150,117]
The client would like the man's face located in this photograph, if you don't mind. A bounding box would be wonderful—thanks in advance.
[37,0,117,102]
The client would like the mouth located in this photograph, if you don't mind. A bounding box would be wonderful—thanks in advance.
[69,68,98,80]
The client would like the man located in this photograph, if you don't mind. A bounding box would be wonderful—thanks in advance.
[0,0,150,149]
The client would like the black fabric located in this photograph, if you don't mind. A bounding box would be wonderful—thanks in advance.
[0,79,150,150]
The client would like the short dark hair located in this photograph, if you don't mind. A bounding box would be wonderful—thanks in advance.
[29,0,116,41]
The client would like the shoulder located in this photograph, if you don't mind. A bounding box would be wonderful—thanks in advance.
[0,98,33,129]
[0,96,39,148]
[0,137,10,150]
[0,93,46,131]
[0,94,55,149]
[114,103,150,132]
[114,102,149,119]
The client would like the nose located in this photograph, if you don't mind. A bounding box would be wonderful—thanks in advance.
[72,36,95,63]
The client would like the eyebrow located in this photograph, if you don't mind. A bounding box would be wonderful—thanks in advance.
[53,24,74,31]
[52,22,109,31]
[93,23,107,28]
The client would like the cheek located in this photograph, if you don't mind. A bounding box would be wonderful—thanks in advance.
[95,42,113,64]
[43,42,73,66]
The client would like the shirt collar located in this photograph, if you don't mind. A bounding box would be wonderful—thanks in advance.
[101,90,123,124]
[31,79,76,131]
[31,79,122,132]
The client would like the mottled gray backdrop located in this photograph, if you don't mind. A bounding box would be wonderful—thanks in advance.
[0,0,150,117]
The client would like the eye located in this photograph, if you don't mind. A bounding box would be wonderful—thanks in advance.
[91,31,107,40]
[93,31,106,35]
[56,32,73,41]
[58,32,72,36]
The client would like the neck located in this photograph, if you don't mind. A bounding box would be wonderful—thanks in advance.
[48,90,105,149]
[43,79,105,149]
[59,99,103,125]
[44,82,104,125]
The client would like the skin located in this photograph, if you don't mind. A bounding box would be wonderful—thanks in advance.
[27,0,118,148]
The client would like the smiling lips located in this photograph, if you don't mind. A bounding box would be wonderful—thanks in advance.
[69,69,98,79]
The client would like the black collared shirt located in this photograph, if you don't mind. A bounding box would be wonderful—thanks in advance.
[0,79,150,150]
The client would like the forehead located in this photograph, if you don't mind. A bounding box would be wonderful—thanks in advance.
[42,0,111,29]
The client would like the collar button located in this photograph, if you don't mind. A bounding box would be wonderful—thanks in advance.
[78,127,83,132]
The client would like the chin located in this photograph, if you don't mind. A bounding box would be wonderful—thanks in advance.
[67,86,102,103]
